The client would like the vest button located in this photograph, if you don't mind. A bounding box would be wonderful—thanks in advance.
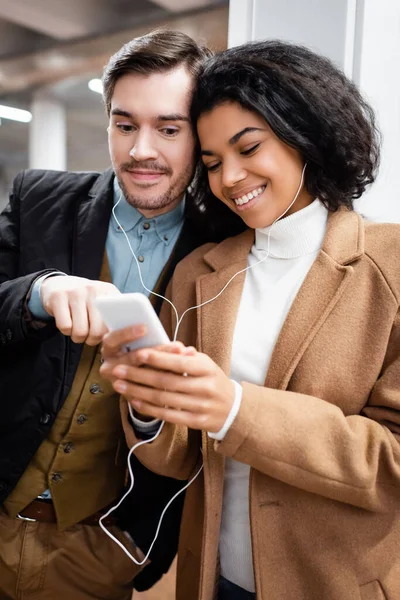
[89,383,102,394]
[63,442,74,454]
[51,472,62,483]
[77,414,88,424]
[138,255,144,263]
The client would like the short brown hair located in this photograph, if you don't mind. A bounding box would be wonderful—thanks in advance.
[102,29,212,116]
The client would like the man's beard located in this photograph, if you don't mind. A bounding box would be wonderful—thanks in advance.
[116,160,193,213]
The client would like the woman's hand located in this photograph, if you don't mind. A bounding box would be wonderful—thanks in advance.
[104,344,235,433]
[100,324,192,383]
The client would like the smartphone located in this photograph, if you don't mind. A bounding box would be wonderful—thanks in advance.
[95,293,170,352]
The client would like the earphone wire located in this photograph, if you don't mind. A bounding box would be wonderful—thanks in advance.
[173,163,307,340]
[99,163,307,564]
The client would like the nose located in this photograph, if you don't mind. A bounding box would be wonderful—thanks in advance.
[221,157,247,189]
[129,130,158,162]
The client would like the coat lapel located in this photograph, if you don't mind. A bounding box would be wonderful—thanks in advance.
[194,232,254,587]
[195,229,254,373]
[71,169,114,280]
[265,208,364,390]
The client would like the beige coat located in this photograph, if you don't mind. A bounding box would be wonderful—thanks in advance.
[122,207,400,600]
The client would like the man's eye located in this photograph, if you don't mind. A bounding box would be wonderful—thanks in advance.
[241,143,260,156]
[116,123,134,133]
[161,127,179,137]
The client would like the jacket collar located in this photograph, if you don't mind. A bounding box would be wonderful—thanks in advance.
[321,207,364,265]
[202,206,364,272]
[71,168,114,280]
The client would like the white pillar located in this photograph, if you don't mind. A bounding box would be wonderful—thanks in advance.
[29,89,66,171]
[354,0,400,223]
[228,0,400,223]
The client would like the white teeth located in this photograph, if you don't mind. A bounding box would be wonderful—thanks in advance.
[233,186,265,206]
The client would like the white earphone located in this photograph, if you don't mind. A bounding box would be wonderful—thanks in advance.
[99,162,308,564]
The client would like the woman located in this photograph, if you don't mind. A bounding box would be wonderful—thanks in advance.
[101,40,400,600]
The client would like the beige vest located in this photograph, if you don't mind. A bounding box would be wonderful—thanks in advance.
[4,256,127,530]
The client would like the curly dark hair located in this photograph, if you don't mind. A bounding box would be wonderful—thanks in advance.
[189,39,380,234]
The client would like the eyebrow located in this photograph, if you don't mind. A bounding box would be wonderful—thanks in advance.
[157,113,190,123]
[110,108,189,122]
[201,126,265,156]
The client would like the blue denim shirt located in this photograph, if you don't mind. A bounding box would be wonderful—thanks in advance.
[28,176,185,317]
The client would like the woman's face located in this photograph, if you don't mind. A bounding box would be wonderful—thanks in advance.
[197,102,314,229]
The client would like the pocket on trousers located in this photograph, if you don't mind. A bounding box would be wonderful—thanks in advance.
[359,580,387,600]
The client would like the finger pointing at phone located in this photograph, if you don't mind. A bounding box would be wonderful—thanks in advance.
[40,275,121,345]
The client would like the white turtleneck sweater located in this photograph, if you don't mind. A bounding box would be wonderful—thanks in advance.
[217,200,328,592]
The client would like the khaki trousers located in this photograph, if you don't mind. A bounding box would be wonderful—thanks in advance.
[0,509,141,600]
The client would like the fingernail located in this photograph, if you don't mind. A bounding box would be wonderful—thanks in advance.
[113,366,127,377]
[133,325,146,336]
[114,380,127,392]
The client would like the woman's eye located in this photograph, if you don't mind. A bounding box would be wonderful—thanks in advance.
[241,143,260,156]
[116,123,134,134]
[205,162,221,173]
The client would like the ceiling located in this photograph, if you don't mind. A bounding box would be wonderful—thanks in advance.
[0,0,229,207]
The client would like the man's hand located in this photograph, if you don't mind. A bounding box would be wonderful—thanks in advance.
[41,275,120,345]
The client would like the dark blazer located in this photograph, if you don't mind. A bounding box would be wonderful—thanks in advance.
[0,168,211,590]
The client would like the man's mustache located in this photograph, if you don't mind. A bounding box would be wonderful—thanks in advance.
[121,161,172,175]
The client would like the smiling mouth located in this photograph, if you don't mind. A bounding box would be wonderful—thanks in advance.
[232,185,266,206]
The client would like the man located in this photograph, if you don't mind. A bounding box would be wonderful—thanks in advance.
[0,29,214,600]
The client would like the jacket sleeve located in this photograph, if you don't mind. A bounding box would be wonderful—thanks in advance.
[0,171,59,350]
[215,309,400,513]
[120,280,201,480]
[121,398,201,480]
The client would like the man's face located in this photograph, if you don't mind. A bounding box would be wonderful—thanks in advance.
[108,66,196,217]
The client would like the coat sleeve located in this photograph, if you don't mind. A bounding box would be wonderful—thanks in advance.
[120,279,202,480]
[215,309,400,513]
[0,171,58,350]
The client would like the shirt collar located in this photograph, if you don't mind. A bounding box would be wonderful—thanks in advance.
[111,176,185,244]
